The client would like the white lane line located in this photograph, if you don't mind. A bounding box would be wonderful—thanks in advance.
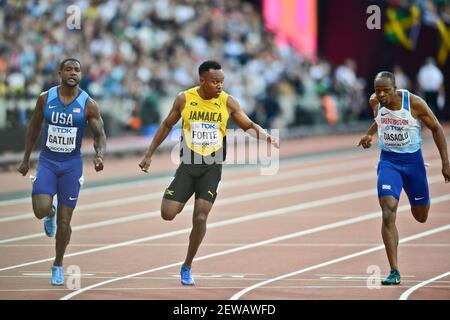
[0,161,385,244]
[0,160,444,245]
[399,271,450,300]
[0,151,376,207]
[229,224,450,300]
[2,242,450,248]
[0,188,375,272]
[4,285,450,293]
[0,174,446,273]
[0,154,379,221]
[59,192,450,300]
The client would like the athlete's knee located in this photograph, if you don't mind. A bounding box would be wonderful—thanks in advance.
[56,220,72,236]
[32,203,52,220]
[416,215,428,223]
[161,210,177,221]
[160,201,183,221]
[413,210,428,223]
[160,205,179,221]
[193,211,209,227]
[411,205,429,223]
[381,206,396,226]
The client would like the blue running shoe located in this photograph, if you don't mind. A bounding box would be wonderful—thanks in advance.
[381,269,401,285]
[44,199,57,237]
[180,265,195,286]
[51,266,64,286]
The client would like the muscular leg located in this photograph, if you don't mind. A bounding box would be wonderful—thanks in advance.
[32,194,55,219]
[183,198,213,267]
[411,204,430,223]
[380,195,399,271]
[161,199,185,221]
[53,204,74,266]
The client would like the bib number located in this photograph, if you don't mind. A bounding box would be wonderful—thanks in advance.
[190,122,220,147]
[382,125,411,147]
[46,124,77,153]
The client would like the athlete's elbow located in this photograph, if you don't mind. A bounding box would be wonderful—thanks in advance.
[243,122,255,132]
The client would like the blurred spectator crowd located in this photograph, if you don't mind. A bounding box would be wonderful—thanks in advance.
[0,0,445,134]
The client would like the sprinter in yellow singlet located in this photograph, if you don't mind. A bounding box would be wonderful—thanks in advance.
[139,60,278,286]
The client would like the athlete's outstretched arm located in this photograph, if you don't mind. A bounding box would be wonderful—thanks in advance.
[17,93,46,176]
[357,94,379,149]
[358,121,378,148]
[139,93,184,173]
[412,95,450,183]
[86,99,106,172]
[226,95,279,148]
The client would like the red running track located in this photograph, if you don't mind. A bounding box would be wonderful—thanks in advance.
[0,132,449,300]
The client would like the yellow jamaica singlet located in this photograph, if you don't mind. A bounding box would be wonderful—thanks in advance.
[181,87,229,157]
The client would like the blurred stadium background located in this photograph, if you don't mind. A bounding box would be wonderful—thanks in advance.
[0,0,449,166]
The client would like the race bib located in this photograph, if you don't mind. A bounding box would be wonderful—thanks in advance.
[381,125,411,147]
[46,124,77,153]
[190,122,220,147]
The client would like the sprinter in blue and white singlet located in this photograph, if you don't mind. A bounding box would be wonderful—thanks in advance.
[358,71,449,286]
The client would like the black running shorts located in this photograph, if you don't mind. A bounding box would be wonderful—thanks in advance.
[163,163,222,204]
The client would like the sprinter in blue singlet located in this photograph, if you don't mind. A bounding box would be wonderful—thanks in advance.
[18,58,106,286]
[358,71,450,285]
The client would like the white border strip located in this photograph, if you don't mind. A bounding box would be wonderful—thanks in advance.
[229,224,450,300]
[59,194,450,300]
[399,271,450,300]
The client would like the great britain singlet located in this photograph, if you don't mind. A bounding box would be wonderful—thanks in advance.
[375,90,422,153]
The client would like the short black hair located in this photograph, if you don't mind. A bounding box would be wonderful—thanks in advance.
[60,57,81,70]
[374,71,396,86]
[199,60,221,76]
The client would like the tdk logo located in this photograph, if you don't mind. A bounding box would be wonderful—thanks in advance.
[53,127,73,134]
[200,123,217,129]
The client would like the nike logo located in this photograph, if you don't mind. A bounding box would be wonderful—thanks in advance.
[414,197,424,201]
[69,197,78,201]
[49,105,57,109]
[381,112,389,116]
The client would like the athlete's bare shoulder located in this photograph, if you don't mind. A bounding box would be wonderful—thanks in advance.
[174,91,186,113]
[408,92,429,118]
[408,92,426,106]
[34,91,49,110]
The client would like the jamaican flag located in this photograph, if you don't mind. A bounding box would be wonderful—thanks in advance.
[436,19,450,65]
[384,5,421,50]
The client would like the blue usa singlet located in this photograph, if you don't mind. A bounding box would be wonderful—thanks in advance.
[40,85,89,161]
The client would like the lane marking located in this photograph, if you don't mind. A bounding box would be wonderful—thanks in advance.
[0,151,377,207]
[0,162,387,244]
[0,174,446,273]
[0,155,379,221]
[59,193,450,300]
[229,224,450,300]
[399,271,450,300]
